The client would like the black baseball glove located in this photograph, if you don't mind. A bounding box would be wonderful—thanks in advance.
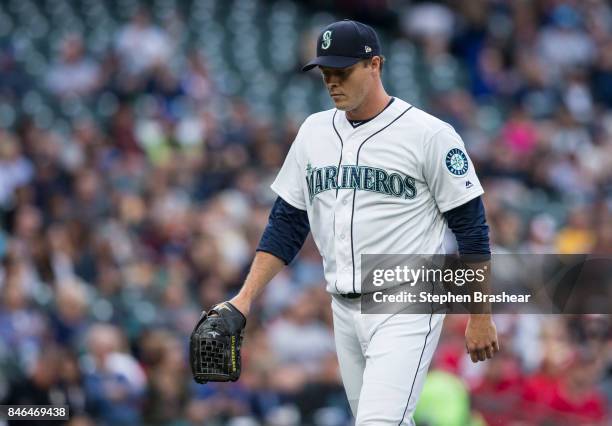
[189,301,247,384]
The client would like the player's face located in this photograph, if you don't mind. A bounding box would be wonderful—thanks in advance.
[319,61,374,111]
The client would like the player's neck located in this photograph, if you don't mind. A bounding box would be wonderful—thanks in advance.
[346,87,391,121]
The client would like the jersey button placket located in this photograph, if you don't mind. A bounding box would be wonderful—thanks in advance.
[336,136,357,291]
[335,208,350,290]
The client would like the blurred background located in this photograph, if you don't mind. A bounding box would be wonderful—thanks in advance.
[0,0,611,425]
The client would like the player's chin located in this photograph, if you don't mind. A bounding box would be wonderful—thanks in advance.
[331,98,350,110]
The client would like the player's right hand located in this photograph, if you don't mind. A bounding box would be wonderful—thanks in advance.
[190,301,247,383]
[228,295,251,317]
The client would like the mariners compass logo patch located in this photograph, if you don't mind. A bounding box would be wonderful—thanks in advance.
[445,148,469,176]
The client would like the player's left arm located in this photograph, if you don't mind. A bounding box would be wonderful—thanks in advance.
[422,126,498,362]
[444,196,499,363]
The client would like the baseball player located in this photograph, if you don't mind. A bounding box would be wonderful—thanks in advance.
[194,19,499,425]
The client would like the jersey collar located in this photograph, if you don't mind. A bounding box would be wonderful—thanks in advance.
[345,97,396,129]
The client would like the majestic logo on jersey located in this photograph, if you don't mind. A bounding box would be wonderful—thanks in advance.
[306,164,417,203]
[321,30,332,50]
[445,148,469,176]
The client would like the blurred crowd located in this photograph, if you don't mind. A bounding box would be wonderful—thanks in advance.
[0,0,611,425]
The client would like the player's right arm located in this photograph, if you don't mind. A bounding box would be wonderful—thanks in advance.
[229,251,285,316]
[229,123,310,317]
[229,196,310,316]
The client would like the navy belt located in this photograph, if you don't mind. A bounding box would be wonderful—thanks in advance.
[339,292,362,299]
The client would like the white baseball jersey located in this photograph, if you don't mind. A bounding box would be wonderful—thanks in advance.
[271,97,484,294]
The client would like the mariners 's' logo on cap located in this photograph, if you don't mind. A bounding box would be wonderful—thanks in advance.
[321,30,332,50]
[445,148,469,176]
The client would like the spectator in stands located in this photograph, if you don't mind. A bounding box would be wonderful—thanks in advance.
[58,349,89,417]
[49,279,91,347]
[81,324,146,425]
[46,34,101,98]
[267,289,335,392]
[142,331,190,424]
[0,132,34,209]
[547,351,607,424]
[537,4,595,74]
[0,253,47,371]
[2,347,65,426]
[115,8,172,77]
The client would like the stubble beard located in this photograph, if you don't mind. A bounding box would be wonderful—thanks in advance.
[332,97,353,112]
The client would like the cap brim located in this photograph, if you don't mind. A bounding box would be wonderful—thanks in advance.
[301,56,361,72]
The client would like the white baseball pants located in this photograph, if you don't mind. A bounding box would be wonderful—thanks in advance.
[331,294,445,425]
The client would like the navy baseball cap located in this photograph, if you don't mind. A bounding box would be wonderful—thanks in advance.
[302,19,381,72]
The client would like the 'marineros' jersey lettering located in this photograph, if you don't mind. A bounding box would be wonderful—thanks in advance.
[306,164,417,203]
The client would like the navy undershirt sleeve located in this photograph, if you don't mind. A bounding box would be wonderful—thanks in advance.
[443,196,491,260]
[256,197,310,265]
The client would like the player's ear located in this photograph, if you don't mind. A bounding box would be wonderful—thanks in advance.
[370,56,381,74]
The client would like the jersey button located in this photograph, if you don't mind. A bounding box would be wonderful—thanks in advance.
[342,199,348,205]
[340,234,345,240]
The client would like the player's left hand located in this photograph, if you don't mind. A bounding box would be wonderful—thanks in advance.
[465,314,499,363]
